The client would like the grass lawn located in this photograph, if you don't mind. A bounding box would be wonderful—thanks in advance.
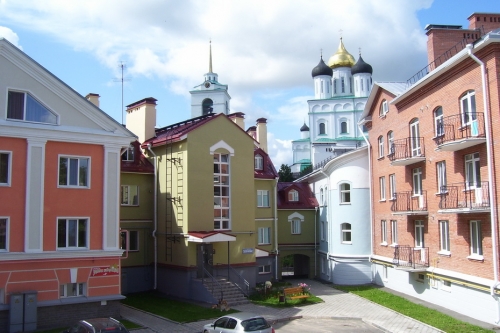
[122,291,238,323]
[249,281,323,307]
[335,285,493,333]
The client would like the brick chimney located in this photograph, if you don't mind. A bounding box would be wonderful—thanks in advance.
[85,93,100,107]
[468,12,500,33]
[256,118,268,153]
[228,112,245,129]
[125,97,157,144]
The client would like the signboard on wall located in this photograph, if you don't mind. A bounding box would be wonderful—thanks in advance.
[91,265,119,276]
[242,248,254,254]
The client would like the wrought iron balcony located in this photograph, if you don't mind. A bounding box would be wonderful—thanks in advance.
[434,113,486,151]
[388,137,425,166]
[391,191,428,214]
[439,181,490,212]
[393,245,429,271]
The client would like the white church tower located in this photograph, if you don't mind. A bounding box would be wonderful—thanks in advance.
[190,41,231,118]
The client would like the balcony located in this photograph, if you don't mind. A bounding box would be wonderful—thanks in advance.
[388,137,425,166]
[439,181,490,213]
[434,113,486,151]
[393,245,429,271]
[391,191,428,215]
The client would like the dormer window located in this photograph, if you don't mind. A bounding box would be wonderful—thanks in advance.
[288,189,299,202]
[255,154,263,170]
[122,145,135,161]
[379,99,388,117]
[7,90,57,124]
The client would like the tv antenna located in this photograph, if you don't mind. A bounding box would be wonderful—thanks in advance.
[114,62,130,125]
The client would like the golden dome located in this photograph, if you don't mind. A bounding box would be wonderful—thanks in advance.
[327,38,355,69]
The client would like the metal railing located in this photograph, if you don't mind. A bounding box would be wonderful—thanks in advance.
[393,245,429,269]
[434,113,485,146]
[216,263,250,296]
[388,137,425,162]
[202,267,224,301]
[439,181,490,210]
[391,191,427,212]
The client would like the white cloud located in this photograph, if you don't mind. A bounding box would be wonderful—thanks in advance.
[0,26,21,49]
[267,132,293,167]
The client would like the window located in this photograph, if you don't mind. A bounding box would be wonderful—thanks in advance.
[57,218,88,249]
[391,220,398,245]
[389,174,396,200]
[333,79,337,94]
[465,152,481,188]
[460,91,476,126]
[291,219,301,234]
[121,230,139,251]
[379,100,388,117]
[257,190,270,207]
[254,154,263,170]
[340,121,348,134]
[60,283,85,297]
[381,220,387,245]
[470,220,483,257]
[378,136,384,158]
[202,98,214,115]
[437,161,447,193]
[258,227,271,244]
[410,118,421,156]
[214,153,230,230]
[387,131,394,155]
[434,107,444,137]
[439,221,450,253]
[7,90,57,124]
[341,77,345,93]
[320,188,325,205]
[258,265,271,274]
[379,177,386,201]
[0,152,11,186]
[321,221,326,241]
[415,220,424,248]
[341,223,351,244]
[441,280,452,292]
[412,167,422,196]
[122,144,134,161]
[288,189,299,202]
[0,218,7,251]
[59,156,90,188]
[319,122,326,135]
[340,183,350,203]
[382,266,388,281]
[121,185,139,206]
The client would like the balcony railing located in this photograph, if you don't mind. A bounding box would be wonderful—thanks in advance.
[391,191,427,214]
[393,245,429,270]
[388,137,425,166]
[439,181,490,211]
[434,113,486,151]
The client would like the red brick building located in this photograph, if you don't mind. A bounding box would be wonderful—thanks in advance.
[360,13,500,324]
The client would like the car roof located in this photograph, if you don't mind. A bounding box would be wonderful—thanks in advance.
[223,312,263,321]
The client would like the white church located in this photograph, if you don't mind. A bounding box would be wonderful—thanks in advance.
[291,38,373,174]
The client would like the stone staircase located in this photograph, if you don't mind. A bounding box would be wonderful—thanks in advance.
[203,278,250,306]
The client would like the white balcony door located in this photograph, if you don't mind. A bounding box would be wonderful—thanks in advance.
[410,119,421,157]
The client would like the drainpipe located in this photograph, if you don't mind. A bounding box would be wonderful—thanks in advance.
[319,170,330,277]
[147,144,158,290]
[314,206,318,278]
[274,177,279,281]
[358,127,374,269]
[467,44,500,322]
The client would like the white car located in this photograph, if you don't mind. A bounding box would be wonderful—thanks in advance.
[203,312,275,333]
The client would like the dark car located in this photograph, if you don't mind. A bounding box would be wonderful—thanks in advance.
[63,317,129,333]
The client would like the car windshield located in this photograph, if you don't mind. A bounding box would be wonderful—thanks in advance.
[241,317,270,331]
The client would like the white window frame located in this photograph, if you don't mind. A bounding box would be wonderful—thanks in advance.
[0,151,12,186]
[255,154,263,170]
[415,220,424,248]
[410,118,421,157]
[122,144,134,161]
[379,100,388,117]
[57,218,88,250]
[60,283,86,298]
[340,183,351,204]
[378,136,384,158]
[288,189,299,202]
[7,90,58,124]
[258,265,271,274]
[381,220,387,245]
[382,265,388,282]
[58,155,91,188]
[460,90,477,126]
[434,107,444,137]
[121,185,139,206]
[412,167,422,196]
[379,176,386,201]
[257,190,270,207]
[213,153,230,230]
[465,152,481,189]
[258,227,271,245]
[391,220,398,245]
[439,220,450,254]
[469,220,483,259]
[0,217,8,252]
[291,219,301,235]
[387,131,394,155]
[441,279,452,292]
[341,223,352,244]
[437,161,447,193]
[389,174,396,200]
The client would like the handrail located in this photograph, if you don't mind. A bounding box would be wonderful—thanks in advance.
[202,267,224,301]
[216,263,250,296]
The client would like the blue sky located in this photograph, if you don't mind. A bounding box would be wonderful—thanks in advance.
[1,0,498,167]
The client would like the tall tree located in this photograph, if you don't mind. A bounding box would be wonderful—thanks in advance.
[278,164,294,182]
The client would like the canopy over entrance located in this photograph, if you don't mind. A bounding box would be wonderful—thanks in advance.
[187,231,236,243]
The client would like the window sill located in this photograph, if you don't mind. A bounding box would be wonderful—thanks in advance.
[257,206,271,208]
[377,156,385,160]
[58,185,89,189]
[342,242,352,245]
[389,198,396,201]
[258,243,271,246]
[390,243,398,247]
[380,242,388,246]
[379,199,386,202]
[379,114,386,119]
[340,202,351,205]
[258,272,271,275]
[437,250,451,257]
[435,192,448,196]
[0,183,11,187]
[467,255,484,261]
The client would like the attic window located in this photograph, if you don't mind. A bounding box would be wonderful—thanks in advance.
[255,154,263,170]
[122,145,134,161]
[288,189,299,202]
[7,91,57,124]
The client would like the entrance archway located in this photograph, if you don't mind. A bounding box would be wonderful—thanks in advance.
[281,254,310,279]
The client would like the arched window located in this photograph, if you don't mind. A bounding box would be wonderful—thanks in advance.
[202,98,214,115]
[379,99,388,117]
[319,122,326,135]
[340,121,348,134]
[434,107,444,136]
[460,90,476,126]
[254,154,263,170]
[340,183,350,203]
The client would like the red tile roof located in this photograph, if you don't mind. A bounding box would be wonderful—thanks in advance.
[277,182,318,209]
[121,141,154,173]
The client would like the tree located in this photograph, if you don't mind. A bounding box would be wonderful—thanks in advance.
[278,164,294,182]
